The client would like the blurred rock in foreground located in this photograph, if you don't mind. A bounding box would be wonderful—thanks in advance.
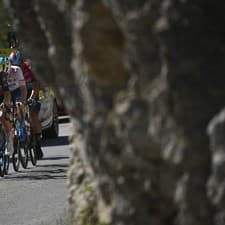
[4,0,225,224]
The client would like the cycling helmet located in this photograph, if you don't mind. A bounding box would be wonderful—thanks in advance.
[0,56,9,72]
[8,50,22,65]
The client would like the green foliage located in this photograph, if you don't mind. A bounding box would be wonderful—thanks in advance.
[80,205,95,225]
[80,202,112,225]
[82,182,94,193]
[0,1,12,48]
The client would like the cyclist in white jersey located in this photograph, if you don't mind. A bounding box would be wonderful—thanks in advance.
[8,64,27,103]
[8,50,27,142]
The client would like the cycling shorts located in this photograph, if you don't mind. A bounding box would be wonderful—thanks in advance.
[11,88,21,103]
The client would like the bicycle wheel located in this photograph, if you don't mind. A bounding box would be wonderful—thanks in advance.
[3,155,10,175]
[0,155,4,177]
[29,135,37,166]
[19,142,29,169]
[29,147,37,166]
[0,128,6,177]
[12,137,20,172]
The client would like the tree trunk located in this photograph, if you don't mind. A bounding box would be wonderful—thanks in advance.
[4,0,225,224]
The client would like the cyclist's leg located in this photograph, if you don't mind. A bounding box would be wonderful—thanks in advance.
[0,96,13,155]
[0,96,10,127]
[0,101,11,134]
[27,90,41,133]
[29,95,43,159]
[12,88,26,142]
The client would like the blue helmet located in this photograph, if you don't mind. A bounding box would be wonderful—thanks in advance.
[9,50,22,65]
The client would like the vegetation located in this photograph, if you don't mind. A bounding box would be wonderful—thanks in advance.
[80,182,111,225]
[80,203,111,225]
[0,2,12,48]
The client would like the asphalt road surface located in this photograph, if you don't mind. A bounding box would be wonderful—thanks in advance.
[0,121,72,225]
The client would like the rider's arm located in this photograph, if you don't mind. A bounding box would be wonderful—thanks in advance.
[23,63,40,100]
[29,79,40,99]
[20,85,27,105]
[3,91,11,106]
[1,72,11,105]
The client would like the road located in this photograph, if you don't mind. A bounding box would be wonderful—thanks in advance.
[0,122,72,225]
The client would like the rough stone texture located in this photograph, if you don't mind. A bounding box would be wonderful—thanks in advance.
[207,108,225,225]
[3,0,225,225]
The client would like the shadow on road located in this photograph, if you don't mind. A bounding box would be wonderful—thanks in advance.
[2,134,71,180]
[41,136,69,147]
[40,156,69,161]
[37,164,68,168]
[4,163,68,181]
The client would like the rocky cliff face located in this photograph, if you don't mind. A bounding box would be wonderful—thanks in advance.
[4,0,225,225]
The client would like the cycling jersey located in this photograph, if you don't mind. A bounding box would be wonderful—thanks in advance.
[11,88,21,102]
[8,65,26,91]
[21,60,36,91]
[21,60,40,104]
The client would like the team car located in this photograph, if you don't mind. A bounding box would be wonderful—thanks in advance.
[39,87,59,139]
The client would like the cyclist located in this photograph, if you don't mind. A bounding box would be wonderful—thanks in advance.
[0,56,13,155]
[21,58,44,159]
[7,23,19,49]
[8,50,27,143]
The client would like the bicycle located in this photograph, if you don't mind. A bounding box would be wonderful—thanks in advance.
[14,101,29,169]
[0,122,9,177]
[6,99,39,171]
[7,100,27,172]
[11,100,39,168]
[7,100,36,170]
[24,100,38,166]
[0,105,12,177]
[0,123,5,177]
